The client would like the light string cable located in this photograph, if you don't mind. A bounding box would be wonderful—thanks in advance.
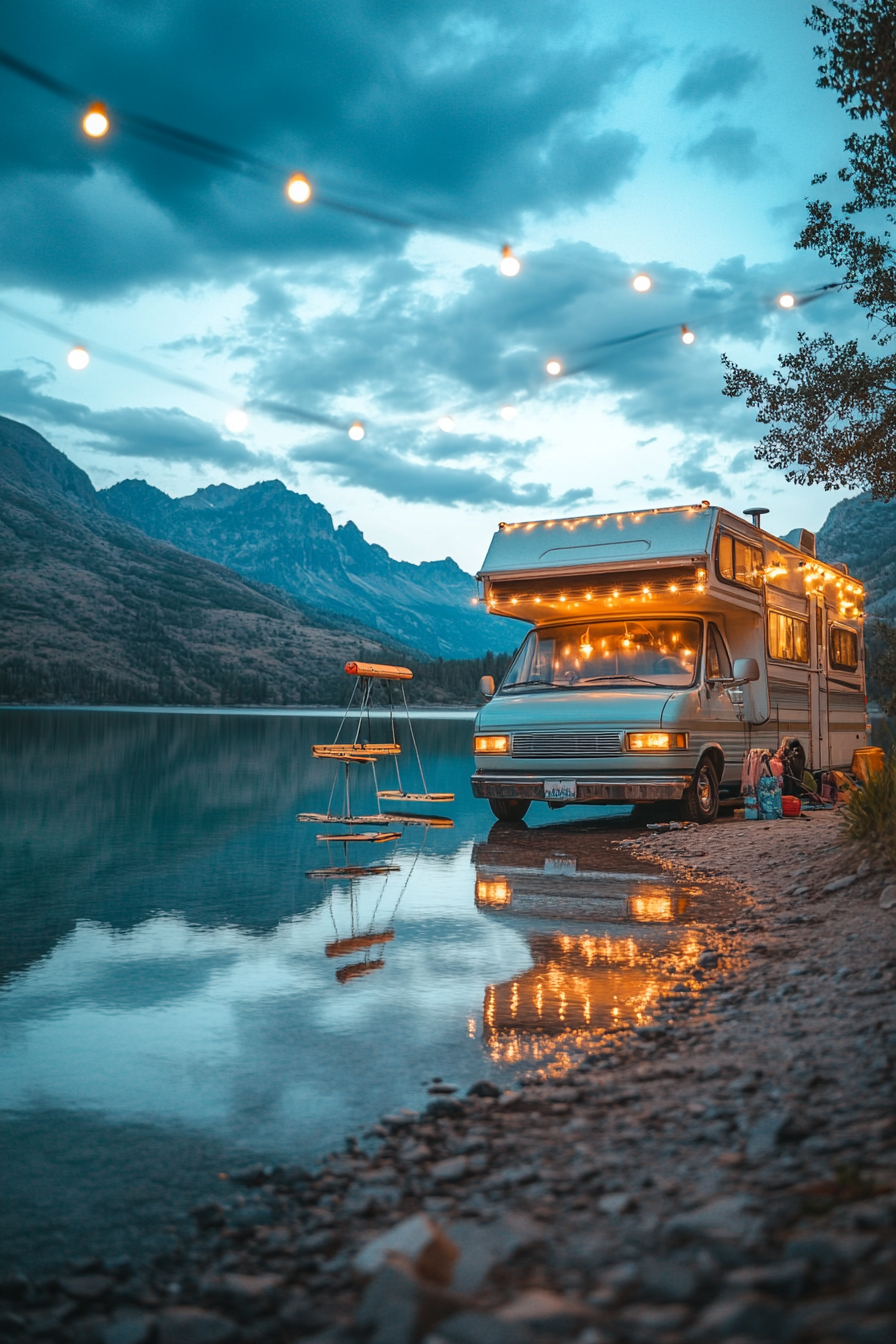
[551,283,843,380]
[0,47,501,242]
[0,296,350,432]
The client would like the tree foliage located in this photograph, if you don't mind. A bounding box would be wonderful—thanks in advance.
[722,1,896,498]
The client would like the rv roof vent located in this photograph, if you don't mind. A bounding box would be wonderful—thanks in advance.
[829,561,850,575]
[744,507,769,529]
[780,527,817,558]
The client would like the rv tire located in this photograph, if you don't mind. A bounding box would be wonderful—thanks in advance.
[488,798,531,822]
[679,758,719,824]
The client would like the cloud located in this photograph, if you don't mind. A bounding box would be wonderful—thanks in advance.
[0,367,274,468]
[684,126,763,182]
[672,47,762,106]
[289,432,592,510]
[0,1,653,298]
[668,444,730,498]
[236,241,853,456]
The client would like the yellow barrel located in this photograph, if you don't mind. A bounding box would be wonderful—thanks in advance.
[852,746,885,783]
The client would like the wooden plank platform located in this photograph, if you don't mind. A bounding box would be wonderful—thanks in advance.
[312,743,401,759]
[325,931,395,957]
[336,959,384,983]
[315,831,401,843]
[377,791,455,802]
[305,864,400,879]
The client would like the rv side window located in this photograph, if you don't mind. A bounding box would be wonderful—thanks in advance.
[768,610,809,664]
[706,623,733,680]
[829,625,858,672]
[502,631,537,687]
[718,533,763,589]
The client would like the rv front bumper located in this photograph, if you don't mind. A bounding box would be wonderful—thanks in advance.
[470,772,692,803]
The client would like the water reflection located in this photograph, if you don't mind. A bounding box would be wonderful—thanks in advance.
[472,822,723,1062]
[0,709,735,1271]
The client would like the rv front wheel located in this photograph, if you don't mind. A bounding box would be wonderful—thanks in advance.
[680,759,719,824]
[488,798,531,822]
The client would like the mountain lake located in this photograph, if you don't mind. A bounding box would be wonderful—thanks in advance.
[0,707,739,1274]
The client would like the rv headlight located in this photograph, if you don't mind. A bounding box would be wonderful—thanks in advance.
[475,734,510,754]
[625,731,688,751]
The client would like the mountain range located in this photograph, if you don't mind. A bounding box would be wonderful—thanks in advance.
[0,416,508,706]
[100,477,519,659]
[3,409,894,709]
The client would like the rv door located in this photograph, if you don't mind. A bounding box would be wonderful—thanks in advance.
[809,594,829,771]
[704,622,745,783]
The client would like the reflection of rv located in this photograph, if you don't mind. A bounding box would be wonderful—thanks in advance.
[472,827,706,1037]
[472,504,867,822]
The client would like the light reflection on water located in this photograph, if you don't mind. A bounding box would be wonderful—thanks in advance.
[0,709,734,1164]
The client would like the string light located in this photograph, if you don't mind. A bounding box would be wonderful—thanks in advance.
[438,415,455,432]
[82,102,109,137]
[778,292,795,309]
[500,405,518,420]
[632,273,652,292]
[224,408,248,433]
[680,325,695,345]
[286,173,312,204]
[546,359,562,376]
[66,346,89,370]
[348,421,365,441]
[500,245,521,277]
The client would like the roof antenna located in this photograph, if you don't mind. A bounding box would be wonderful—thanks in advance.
[744,507,769,529]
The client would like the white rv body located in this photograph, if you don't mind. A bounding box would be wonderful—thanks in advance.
[471,502,867,820]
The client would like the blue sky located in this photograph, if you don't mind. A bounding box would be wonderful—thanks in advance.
[0,0,866,570]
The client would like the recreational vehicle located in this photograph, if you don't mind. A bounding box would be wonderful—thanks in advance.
[471,502,867,823]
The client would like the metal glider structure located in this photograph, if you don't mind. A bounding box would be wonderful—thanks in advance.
[297,659,454,873]
[297,660,455,983]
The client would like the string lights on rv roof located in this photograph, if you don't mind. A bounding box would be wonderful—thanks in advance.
[496,501,712,532]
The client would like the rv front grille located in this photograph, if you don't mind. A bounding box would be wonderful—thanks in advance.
[511,731,622,759]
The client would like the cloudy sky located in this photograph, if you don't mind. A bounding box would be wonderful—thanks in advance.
[0,0,866,571]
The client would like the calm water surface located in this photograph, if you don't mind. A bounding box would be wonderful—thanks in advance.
[0,708,734,1272]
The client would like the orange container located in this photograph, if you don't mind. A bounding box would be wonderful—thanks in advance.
[852,747,885,783]
[782,795,801,817]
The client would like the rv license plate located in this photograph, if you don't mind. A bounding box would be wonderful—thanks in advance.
[544,779,577,801]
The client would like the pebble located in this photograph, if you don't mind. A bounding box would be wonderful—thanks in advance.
[353,1213,458,1285]
[880,884,896,911]
[156,1308,237,1344]
[431,1157,469,1183]
[823,873,859,892]
[597,1192,636,1216]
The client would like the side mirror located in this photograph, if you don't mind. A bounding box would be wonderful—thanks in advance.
[732,657,760,684]
[479,675,495,699]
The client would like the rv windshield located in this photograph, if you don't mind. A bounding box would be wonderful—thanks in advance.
[501,619,702,691]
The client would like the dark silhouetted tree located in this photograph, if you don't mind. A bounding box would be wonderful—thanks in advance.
[722,1,896,498]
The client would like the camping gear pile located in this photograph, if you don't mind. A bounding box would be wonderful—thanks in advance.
[740,741,885,821]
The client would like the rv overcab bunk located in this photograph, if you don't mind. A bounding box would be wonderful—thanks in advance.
[471,501,867,823]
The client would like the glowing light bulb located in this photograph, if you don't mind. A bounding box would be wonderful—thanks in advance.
[632,273,651,292]
[438,415,455,432]
[500,245,521,277]
[67,346,89,370]
[546,359,562,376]
[348,421,365,441]
[286,174,312,204]
[681,325,695,345]
[225,409,248,434]
[778,292,796,309]
[500,404,518,421]
[82,103,109,138]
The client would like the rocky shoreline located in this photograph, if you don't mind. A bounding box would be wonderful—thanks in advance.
[2,812,895,1344]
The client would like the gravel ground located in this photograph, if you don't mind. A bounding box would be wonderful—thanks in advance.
[2,809,895,1344]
